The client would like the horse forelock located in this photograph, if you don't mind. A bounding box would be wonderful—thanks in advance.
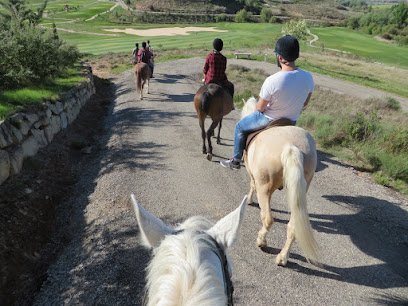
[146,217,228,306]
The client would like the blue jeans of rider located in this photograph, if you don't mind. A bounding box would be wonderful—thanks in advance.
[233,111,272,160]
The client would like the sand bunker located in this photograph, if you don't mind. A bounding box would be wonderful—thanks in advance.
[104,26,227,36]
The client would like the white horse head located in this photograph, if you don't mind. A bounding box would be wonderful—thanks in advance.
[131,194,247,306]
[241,96,257,119]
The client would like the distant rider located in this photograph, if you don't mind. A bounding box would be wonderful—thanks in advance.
[131,42,139,64]
[137,41,154,77]
[203,38,234,97]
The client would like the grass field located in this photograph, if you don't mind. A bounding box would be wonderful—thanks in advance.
[309,27,408,68]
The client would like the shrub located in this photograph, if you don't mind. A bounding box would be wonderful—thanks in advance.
[381,33,393,40]
[0,22,80,89]
[0,1,80,90]
[215,13,227,22]
[347,111,380,142]
[260,7,273,23]
[235,9,249,23]
[281,19,309,41]
[385,97,401,111]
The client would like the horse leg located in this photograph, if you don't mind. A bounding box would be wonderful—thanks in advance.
[146,78,149,94]
[198,114,207,154]
[206,120,219,161]
[247,176,256,204]
[275,216,295,266]
[256,185,274,248]
[216,118,222,144]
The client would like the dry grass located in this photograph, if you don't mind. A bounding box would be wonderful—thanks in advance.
[299,51,408,97]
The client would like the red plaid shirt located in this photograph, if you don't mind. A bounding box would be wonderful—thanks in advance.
[203,51,227,84]
[137,48,153,63]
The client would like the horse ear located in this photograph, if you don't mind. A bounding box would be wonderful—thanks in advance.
[207,196,247,250]
[131,194,175,249]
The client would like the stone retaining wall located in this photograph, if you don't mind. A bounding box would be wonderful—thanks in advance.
[0,72,95,185]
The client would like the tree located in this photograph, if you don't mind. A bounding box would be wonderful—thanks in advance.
[390,3,408,28]
[235,9,249,23]
[0,0,79,89]
[260,7,273,23]
[281,19,309,41]
[0,0,47,27]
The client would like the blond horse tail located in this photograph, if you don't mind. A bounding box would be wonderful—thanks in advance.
[281,144,319,262]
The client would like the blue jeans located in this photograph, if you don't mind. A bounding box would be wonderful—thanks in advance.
[233,111,272,160]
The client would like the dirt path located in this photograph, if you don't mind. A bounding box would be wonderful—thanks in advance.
[28,58,407,305]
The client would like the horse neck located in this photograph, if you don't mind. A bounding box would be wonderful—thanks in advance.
[146,231,227,306]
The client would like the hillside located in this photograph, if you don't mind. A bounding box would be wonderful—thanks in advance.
[130,0,355,24]
[132,0,243,14]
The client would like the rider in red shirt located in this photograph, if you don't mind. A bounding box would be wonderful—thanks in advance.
[137,41,154,77]
[203,38,234,97]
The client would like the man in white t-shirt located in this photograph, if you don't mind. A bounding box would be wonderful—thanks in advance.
[221,35,314,170]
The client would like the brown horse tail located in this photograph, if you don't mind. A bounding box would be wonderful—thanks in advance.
[200,90,210,113]
[136,69,142,92]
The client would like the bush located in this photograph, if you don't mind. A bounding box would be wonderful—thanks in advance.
[0,5,80,90]
[215,13,227,22]
[235,9,249,23]
[0,23,80,89]
[347,111,380,142]
[260,7,273,23]
[281,19,309,41]
[385,97,401,111]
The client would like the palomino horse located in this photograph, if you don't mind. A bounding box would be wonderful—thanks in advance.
[131,194,247,306]
[134,62,151,100]
[194,83,234,161]
[242,97,318,266]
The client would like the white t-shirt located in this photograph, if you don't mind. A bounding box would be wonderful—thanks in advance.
[259,68,314,121]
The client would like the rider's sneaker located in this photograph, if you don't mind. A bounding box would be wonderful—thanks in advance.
[220,158,241,170]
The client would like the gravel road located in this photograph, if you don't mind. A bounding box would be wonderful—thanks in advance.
[34,58,408,305]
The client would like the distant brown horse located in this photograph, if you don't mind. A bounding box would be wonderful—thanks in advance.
[194,83,234,161]
[134,62,151,100]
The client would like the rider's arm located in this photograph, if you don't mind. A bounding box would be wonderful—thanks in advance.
[256,98,269,112]
[303,92,312,110]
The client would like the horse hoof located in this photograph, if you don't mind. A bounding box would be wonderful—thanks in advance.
[275,253,288,266]
[206,153,212,161]
[216,139,221,144]
[256,238,267,248]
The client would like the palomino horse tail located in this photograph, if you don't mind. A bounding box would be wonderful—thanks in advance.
[281,144,319,263]
[200,90,210,113]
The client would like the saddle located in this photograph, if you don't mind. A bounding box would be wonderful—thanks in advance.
[245,117,295,150]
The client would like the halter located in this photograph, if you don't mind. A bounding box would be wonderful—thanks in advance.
[142,230,234,306]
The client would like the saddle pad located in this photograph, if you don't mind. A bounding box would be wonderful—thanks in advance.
[245,117,295,150]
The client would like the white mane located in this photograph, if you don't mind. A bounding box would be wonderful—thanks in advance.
[146,217,227,306]
[241,96,257,119]
[131,195,247,306]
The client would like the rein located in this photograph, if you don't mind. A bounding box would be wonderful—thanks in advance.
[142,230,234,306]
[201,234,234,306]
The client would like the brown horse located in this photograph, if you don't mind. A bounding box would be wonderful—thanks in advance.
[242,97,319,266]
[134,62,151,100]
[194,83,234,161]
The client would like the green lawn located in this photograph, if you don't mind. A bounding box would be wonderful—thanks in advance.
[310,27,408,68]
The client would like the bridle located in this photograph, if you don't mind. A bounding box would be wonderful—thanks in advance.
[142,230,234,306]
[201,233,234,306]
